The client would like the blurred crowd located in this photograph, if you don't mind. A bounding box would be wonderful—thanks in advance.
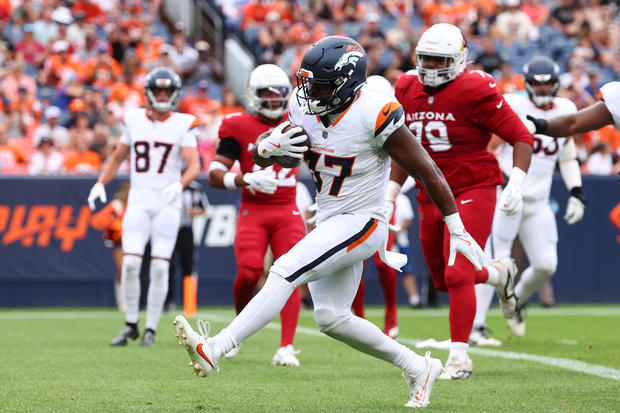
[0,0,618,176]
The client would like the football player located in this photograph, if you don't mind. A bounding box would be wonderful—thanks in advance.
[525,81,620,137]
[174,36,486,408]
[390,23,534,379]
[207,64,305,366]
[87,67,201,347]
[473,56,585,341]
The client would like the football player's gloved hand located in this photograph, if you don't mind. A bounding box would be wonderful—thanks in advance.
[445,213,485,271]
[499,167,526,216]
[525,115,548,135]
[306,203,318,226]
[161,181,183,204]
[257,121,308,159]
[564,187,586,225]
[87,182,107,210]
[243,169,278,194]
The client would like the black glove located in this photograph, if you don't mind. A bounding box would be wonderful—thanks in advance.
[526,115,548,135]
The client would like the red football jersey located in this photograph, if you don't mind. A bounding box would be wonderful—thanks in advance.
[395,70,533,203]
[217,112,297,205]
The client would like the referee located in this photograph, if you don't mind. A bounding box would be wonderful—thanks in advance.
[165,181,209,316]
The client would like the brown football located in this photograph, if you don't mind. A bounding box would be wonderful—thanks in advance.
[275,124,310,168]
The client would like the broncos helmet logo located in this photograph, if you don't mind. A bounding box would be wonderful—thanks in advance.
[334,51,364,71]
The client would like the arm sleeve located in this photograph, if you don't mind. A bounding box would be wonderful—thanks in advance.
[471,77,533,146]
[215,137,241,160]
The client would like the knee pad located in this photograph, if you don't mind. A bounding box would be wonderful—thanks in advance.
[313,308,339,333]
[122,255,142,277]
[533,251,557,278]
[150,259,169,286]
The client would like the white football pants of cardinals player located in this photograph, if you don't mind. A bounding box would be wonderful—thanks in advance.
[121,188,182,332]
[474,194,558,326]
[212,213,429,375]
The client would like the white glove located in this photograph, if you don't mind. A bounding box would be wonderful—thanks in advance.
[243,169,278,194]
[499,167,526,216]
[161,181,183,204]
[87,182,107,210]
[564,196,585,225]
[257,121,308,159]
[445,213,485,271]
[306,202,318,225]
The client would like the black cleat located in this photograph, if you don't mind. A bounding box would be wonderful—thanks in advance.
[110,325,139,346]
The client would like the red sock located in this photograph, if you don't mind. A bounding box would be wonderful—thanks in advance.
[352,277,365,318]
[376,256,398,332]
[474,267,489,284]
[448,283,476,343]
[233,273,259,314]
[279,287,301,347]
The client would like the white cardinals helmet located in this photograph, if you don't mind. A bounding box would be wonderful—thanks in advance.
[247,64,292,120]
[415,23,468,87]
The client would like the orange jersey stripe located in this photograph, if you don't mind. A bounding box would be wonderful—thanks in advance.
[347,218,378,252]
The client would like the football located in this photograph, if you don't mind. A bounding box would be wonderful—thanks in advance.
[275,124,310,168]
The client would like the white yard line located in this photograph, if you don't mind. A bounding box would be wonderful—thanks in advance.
[1,309,619,381]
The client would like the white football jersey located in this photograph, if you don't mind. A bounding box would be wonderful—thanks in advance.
[289,85,405,223]
[496,94,577,201]
[600,81,620,132]
[120,109,198,190]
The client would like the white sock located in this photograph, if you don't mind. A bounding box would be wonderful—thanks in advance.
[473,284,495,327]
[409,295,420,307]
[449,341,469,361]
[322,313,427,376]
[145,258,169,331]
[484,264,499,286]
[121,255,142,324]
[114,280,125,311]
[213,273,294,356]
[515,266,552,305]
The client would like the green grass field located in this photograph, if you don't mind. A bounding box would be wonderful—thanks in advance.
[2,305,619,412]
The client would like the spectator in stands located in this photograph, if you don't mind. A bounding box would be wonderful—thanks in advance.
[38,40,83,90]
[32,6,58,46]
[257,11,286,65]
[473,37,505,76]
[583,142,615,175]
[0,122,28,173]
[66,11,88,48]
[33,105,69,149]
[135,28,164,67]
[73,0,108,27]
[68,111,95,147]
[109,26,132,64]
[333,0,365,23]
[187,40,224,93]
[357,12,386,52]
[550,0,584,37]
[168,33,198,79]
[29,136,64,175]
[496,62,525,94]
[51,7,75,49]
[218,87,244,117]
[64,134,101,174]
[521,0,549,27]
[1,62,37,102]
[15,24,45,68]
[11,0,37,25]
[493,0,534,43]
[241,0,272,30]
[84,45,122,90]
[177,80,221,121]
[9,85,41,138]
[89,122,113,160]
[76,29,100,62]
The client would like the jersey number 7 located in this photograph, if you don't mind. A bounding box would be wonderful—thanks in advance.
[306,151,355,196]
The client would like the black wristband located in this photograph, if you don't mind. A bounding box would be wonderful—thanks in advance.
[527,115,548,134]
[570,187,587,205]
